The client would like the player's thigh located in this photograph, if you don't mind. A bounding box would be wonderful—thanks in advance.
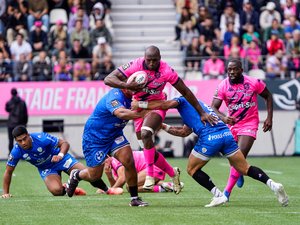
[114,145,134,168]
[187,153,208,175]
[238,135,255,156]
[228,150,250,175]
[44,174,62,191]
[69,162,86,172]
[143,111,163,131]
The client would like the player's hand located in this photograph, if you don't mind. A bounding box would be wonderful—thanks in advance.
[224,116,236,125]
[263,117,272,132]
[1,193,12,198]
[201,113,218,126]
[51,155,62,163]
[125,81,145,92]
[131,100,139,110]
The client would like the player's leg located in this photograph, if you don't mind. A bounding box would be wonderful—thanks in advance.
[44,174,66,196]
[65,162,87,195]
[114,145,148,206]
[224,135,255,196]
[228,150,289,206]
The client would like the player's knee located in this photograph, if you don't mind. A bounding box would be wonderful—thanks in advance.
[186,165,195,176]
[50,187,65,196]
[141,129,153,141]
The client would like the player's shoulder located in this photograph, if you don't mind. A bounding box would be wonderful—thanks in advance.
[243,74,265,85]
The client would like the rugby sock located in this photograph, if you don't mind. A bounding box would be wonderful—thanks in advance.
[224,166,240,194]
[62,187,67,196]
[192,169,216,193]
[154,152,175,177]
[90,179,109,192]
[143,147,156,177]
[247,166,269,184]
[128,185,138,198]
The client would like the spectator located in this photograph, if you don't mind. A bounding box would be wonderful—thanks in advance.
[242,24,260,48]
[180,20,199,51]
[286,29,300,55]
[68,6,89,32]
[92,37,112,73]
[240,1,259,35]
[219,3,240,41]
[195,6,212,31]
[68,0,84,15]
[69,39,90,59]
[5,88,28,153]
[288,48,300,78]
[89,2,105,29]
[72,59,91,81]
[6,7,28,45]
[185,36,201,71]
[245,39,262,70]
[0,52,12,82]
[90,19,112,47]
[69,19,90,48]
[86,0,112,16]
[281,0,298,21]
[263,18,285,43]
[266,30,286,55]
[223,22,238,46]
[48,20,68,49]
[7,0,28,17]
[29,21,48,53]
[198,18,220,46]
[13,53,32,81]
[201,37,219,58]
[0,35,11,60]
[203,48,225,80]
[175,0,198,23]
[53,57,72,81]
[224,34,245,60]
[51,39,68,62]
[27,0,49,32]
[174,7,196,41]
[0,0,6,35]
[259,2,281,31]
[283,15,300,40]
[32,51,52,81]
[10,33,32,61]
[266,49,288,79]
[94,55,115,80]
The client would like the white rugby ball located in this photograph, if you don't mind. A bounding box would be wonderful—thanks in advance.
[126,71,148,86]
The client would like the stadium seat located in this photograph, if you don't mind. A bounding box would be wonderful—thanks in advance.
[248,69,266,80]
[49,9,68,25]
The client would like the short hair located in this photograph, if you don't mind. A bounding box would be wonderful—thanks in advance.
[12,125,28,138]
[11,88,18,96]
[228,59,242,68]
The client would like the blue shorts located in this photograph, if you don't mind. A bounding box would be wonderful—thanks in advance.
[82,134,130,167]
[193,129,239,161]
[38,153,78,180]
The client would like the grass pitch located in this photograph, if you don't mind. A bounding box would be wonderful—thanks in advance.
[0,157,299,225]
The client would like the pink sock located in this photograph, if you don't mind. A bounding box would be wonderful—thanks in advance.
[153,185,160,193]
[154,152,175,177]
[224,166,241,194]
[143,147,156,177]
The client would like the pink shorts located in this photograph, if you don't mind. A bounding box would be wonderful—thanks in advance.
[230,124,258,142]
[133,109,167,133]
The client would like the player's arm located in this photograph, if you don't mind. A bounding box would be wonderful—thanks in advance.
[111,166,126,188]
[211,98,236,125]
[162,123,193,137]
[104,69,144,91]
[2,165,15,198]
[114,107,149,120]
[173,79,218,125]
[259,87,273,132]
[51,138,70,163]
[131,99,179,110]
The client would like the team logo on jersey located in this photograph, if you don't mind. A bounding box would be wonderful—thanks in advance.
[122,63,130,70]
[8,154,13,162]
[41,169,50,176]
[95,151,105,162]
[202,147,207,153]
[37,147,43,152]
[23,153,31,161]
[111,100,120,107]
[154,72,161,79]
[244,83,250,90]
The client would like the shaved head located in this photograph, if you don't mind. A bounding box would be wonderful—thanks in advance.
[144,46,161,70]
[145,45,161,58]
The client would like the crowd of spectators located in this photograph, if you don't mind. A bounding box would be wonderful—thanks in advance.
[176,0,300,79]
[0,0,115,82]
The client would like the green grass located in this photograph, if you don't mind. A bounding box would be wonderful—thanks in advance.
[1,157,299,225]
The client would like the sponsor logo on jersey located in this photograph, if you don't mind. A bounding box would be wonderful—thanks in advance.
[115,136,125,144]
[95,151,105,162]
[63,158,72,168]
[208,131,232,141]
[229,101,256,110]
[122,63,130,70]
[111,100,120,107]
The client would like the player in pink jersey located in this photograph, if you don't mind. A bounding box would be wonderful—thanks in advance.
[98,151,183,193]
[211,59,273,200]
[104,46,217,194]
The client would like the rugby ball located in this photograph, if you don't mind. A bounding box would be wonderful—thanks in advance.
[126,71,148,86]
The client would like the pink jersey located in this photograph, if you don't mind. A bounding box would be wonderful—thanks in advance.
[214,75,266,127]
[111,151,165,180]
[118,57,179,101]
